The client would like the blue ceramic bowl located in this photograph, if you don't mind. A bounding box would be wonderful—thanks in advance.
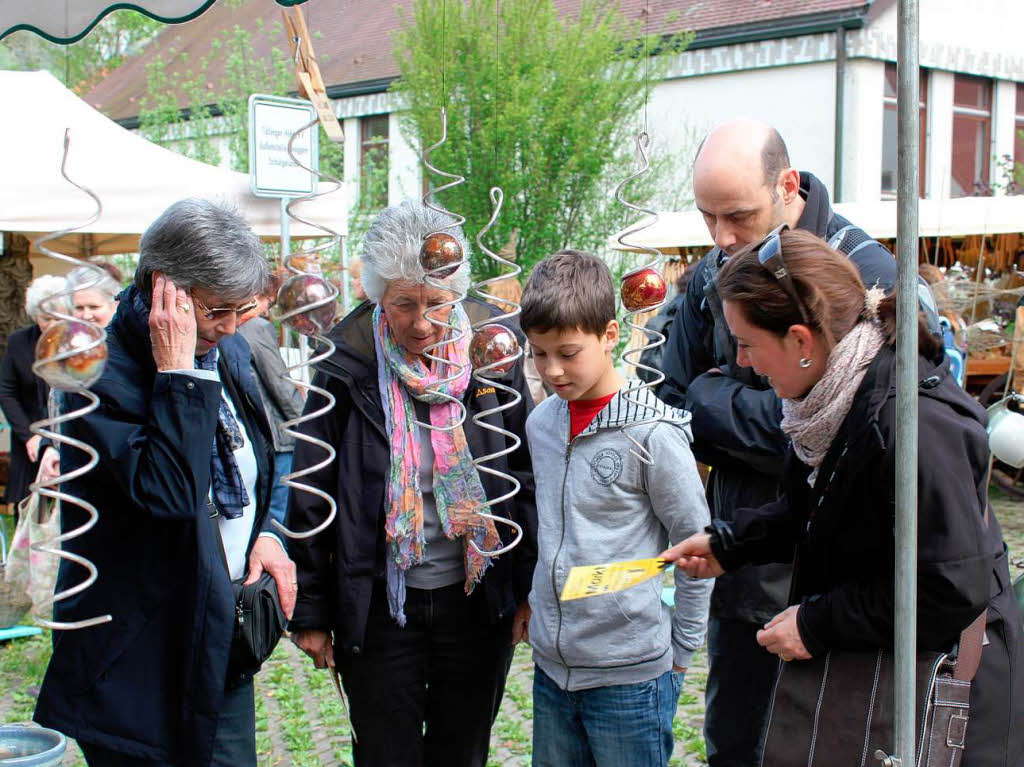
[0,725,66,766]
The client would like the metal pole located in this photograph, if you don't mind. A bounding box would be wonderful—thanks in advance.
[833,24,847,202]
[893,1,920,765]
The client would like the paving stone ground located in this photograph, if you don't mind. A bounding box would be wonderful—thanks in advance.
[2,494,1022,766]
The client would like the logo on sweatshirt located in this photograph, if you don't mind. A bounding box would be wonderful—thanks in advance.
[590,448,623,485]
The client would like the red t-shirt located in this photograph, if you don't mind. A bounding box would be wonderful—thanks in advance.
[569,392,617,442]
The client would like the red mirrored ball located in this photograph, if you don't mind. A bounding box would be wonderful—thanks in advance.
[621,268,667,312]
[470,324,520,378]
[34,320,107,390]
[277,274,338,337]
[419,233,463,278]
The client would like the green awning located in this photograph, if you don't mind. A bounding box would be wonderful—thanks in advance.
[0,0,309,44]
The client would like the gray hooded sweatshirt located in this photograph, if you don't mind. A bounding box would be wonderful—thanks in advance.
[526,382,713,692]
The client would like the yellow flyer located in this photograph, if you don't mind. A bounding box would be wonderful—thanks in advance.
[560,558,667,601]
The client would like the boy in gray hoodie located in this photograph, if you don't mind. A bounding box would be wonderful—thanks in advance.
[518,250,713,767]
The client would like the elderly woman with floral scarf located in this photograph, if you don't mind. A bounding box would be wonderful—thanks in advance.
[288,200,537,767]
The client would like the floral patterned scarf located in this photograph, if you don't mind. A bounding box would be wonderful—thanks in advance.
[373,302,500,626]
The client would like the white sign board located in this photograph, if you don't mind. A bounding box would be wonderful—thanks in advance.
[248,94,319,198]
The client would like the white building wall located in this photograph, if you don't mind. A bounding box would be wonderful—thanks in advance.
[993,79,1018,192]
[647,62,838,195]
[387,112,421,205]
[342,116,360,209]
[927,71,955,200]
[840,58,885,203]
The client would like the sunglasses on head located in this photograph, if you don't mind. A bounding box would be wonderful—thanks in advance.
[191,294,259,322]
[754,224,812,326]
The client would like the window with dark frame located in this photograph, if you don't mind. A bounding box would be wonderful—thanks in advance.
[950,74,993,197]
[360,114,389,208]
[881,62,928,198]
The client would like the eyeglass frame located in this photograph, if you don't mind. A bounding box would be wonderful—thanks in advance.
[753,224,813,326]
[190,293,259,322]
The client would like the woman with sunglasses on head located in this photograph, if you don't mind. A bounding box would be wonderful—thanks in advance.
[661,228,1023,766]
[34,199,295,767]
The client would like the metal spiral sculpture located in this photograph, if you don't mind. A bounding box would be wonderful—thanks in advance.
[615,132,669,465]
[418,106,470,432]
[466,188,523,557]
[268,116,342,540]
[28,129,113,630]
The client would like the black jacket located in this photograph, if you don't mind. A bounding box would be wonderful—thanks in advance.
[286,299,537,655]
[657,171,898,624]
[238,316,304,452]
[0,324,48,504]
[34,288,276,766]
[712,344,1024,766]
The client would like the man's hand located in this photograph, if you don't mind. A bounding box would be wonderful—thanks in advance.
[246,536,297,619]
[149,272,197,371]
[659,533,724,579]
[37,447,60,484]
[293,629,334,669]
[756,605,811,662]
[512,602,531,645]
[25,434,42,462]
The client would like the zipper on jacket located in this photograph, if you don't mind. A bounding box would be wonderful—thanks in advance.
[552,428,574,687]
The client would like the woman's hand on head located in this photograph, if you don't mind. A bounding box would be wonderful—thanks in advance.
[293,629,334,669]
[756,605,811,662]
[659,533,724,579]
[149,272,197,371]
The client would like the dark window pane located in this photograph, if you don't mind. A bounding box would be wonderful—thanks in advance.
[1017,83,1024,116]
[881,105,898,194]
[954,75,990,110]
[951,115,990,196]
[360,114,389,146]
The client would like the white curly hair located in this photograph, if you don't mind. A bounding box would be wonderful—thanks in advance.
[360,200,472,303]
[25,274,70,320]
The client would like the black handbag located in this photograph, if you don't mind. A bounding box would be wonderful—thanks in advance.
[207,505,287,678]
[762,629,979,767]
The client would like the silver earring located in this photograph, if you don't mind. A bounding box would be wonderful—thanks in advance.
[799,357,812,369]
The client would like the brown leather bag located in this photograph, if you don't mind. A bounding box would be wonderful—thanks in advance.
[761,612,985,767]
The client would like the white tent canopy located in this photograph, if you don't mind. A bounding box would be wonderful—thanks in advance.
[608,196,1024,252]
[0,70,346,265]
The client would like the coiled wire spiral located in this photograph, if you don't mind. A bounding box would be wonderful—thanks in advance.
[615,132,668,465]
[418,106,470,432]
[27,129,113,630]
[267,117,342,540]
[466,188,523,557]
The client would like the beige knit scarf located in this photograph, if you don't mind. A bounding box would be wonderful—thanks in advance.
[781,319,887,485]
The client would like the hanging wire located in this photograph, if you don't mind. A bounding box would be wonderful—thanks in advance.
[614,159,667,464]
[28,129,112,630]
[418,106,471,432]
[267,115,342,540]
[466,188,523,558]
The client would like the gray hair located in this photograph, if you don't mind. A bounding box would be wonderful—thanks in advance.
[67,266,120,302]
[135,199,269,301]
[360,200,471,303]
[25,274,69,319]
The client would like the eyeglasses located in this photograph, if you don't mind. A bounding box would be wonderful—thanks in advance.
[191,294,259,322]
[754,225,812,326]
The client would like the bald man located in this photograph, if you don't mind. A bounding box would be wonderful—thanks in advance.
[658,121,897,767]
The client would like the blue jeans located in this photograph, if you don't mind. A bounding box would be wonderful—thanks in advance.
[704,616,780,767]
[269,451,293,527]
[532,666,682,767]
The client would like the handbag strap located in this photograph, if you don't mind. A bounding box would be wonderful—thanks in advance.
[205,500,232,576]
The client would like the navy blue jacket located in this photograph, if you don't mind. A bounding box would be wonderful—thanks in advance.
[34,287,275,766]
[657,172,898,624]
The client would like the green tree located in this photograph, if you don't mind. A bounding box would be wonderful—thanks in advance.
[0,10,161,93]
[391,0,693,277]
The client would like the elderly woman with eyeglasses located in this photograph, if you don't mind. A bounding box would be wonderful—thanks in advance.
[0,275,68,512]
[34,199,296,767]
[287,200,537,767]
